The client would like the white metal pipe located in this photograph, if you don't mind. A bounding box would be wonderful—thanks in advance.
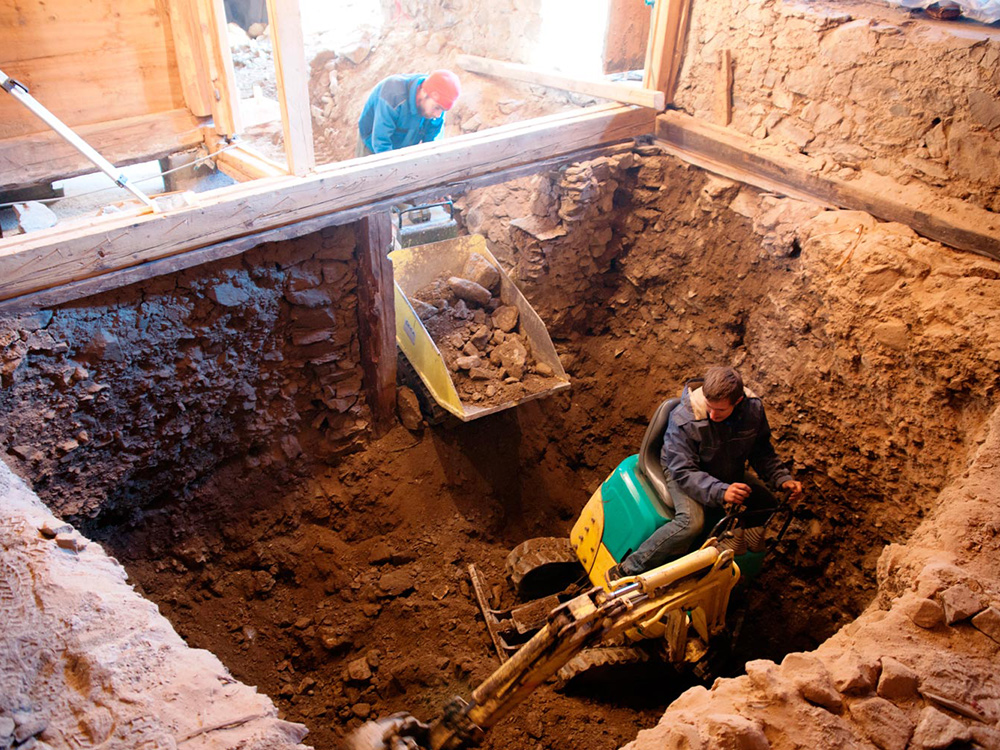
[0,68,157,210]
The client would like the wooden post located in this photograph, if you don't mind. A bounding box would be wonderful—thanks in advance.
[714,50,733,126]
[354,213,397,436]
[264,0,315,175]
[195,0,243,136]
[642,0,693,102]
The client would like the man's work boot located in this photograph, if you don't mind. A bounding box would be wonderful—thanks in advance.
[604,563,626,588]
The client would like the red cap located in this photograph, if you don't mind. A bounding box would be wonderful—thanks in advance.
[422,70,461,110]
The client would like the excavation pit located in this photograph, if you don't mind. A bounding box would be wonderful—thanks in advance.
[4,149,1000,750]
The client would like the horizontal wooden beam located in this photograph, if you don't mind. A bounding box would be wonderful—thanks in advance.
[0,109,208,192]
[0,104,653,306]
[655,111,1000,261]
[458,54,665,111]
[0,141,633,312]
[214,141,289,181]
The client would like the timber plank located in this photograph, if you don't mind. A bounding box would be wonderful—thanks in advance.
[0,109,208,192]
[0,104,653,302]
[655,111,1000,260]
[643,0,693,100]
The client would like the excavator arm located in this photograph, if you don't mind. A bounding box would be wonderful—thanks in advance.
[346,545,739,750]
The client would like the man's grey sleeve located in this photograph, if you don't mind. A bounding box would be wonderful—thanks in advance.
[660,421,727,508]
[748,410,793,490]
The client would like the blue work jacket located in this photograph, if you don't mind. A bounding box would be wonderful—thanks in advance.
[660,385,793,508]
[357,74,445,153]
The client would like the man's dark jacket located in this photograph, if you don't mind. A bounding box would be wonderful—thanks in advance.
[660,384,792,508]
[357,74,445,153]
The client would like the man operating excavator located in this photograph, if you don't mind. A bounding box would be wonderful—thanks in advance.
[609,366,803,581]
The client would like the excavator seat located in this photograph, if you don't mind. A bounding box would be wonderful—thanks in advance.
[636,397,681,511]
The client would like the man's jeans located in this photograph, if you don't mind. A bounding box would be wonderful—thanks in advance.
[619,475,777,575]
[620,477,705,575]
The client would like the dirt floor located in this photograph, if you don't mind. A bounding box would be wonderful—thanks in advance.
[86,416,674,750]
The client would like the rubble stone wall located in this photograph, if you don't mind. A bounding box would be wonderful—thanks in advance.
[0,224,368,521]
[673,0,1000,211]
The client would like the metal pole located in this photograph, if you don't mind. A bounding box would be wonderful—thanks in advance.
[0,68,157,210]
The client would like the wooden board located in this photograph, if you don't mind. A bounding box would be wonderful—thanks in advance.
[0,109,208,192]
[0,1,185,139]
[195,0,242,136]
[354,213,397,436]
[0,104,654,303]
[166,0,215,117]
[654,111,1000,261]
[458,54,665,111]
[265,0,315,175]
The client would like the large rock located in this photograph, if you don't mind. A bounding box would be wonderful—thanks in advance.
[491,338,528,380]
[492,305,520,333]
[12,201,58,234]
[780,652,842,711]
[898,595,944,629]
[971,605,1000,643]
[876,656,918,701]
[396,386,422,431]
[939,583,983,624]
[910,707,970,749]
[448,277,491,307]
[850,697,914,750]
[828,650,879,695]
[461,253,501,291]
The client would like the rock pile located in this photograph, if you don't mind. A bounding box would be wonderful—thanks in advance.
[408,252,561,409]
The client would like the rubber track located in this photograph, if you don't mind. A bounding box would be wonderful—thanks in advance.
[505,537,578,593]
[554,647,651,690]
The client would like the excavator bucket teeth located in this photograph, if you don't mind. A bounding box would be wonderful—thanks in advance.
[468,564,518,661]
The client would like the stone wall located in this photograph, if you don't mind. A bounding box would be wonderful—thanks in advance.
[0,224,368,521]
[673,0,1000,211]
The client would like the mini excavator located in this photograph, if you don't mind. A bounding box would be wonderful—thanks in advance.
[347,388,793,750]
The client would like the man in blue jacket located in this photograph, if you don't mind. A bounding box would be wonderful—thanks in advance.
[356,70,461,156]
[615,366,803,578]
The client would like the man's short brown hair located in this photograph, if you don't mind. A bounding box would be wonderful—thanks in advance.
[702,366,744,405]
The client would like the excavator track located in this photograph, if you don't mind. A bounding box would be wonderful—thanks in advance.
[553,646,653,691]
[504,537,584,599]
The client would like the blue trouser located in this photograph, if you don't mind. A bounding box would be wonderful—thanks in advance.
[620,474,775,574]
[620,477,705,575]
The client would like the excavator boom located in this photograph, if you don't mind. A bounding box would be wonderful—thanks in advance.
[346,544,739,750]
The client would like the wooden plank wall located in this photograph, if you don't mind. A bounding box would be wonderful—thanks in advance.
[0,2,186,141]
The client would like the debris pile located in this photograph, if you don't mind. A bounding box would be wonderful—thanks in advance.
[409,253,561,408]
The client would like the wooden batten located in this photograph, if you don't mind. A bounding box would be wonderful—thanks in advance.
[643,0,693,101]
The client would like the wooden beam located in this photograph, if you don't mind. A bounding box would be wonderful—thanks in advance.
[213,141,290,181]
[355,213,397,436]
[654,111,1000,261]
[0,109,208,192]
[642,0,693,101]
[458,54,665,111]
[265,0,315,175]
[166,0,215,117]
[195,0,242,136]
[0,142,632,313]
[0,103,653,304]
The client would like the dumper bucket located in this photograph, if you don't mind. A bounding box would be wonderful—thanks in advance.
[390,235,570,422]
